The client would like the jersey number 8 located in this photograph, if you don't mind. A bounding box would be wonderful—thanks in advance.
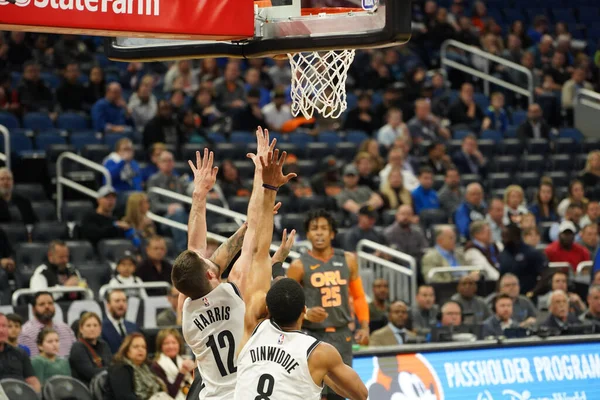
[255,374,275,400]
[320,286,342,307]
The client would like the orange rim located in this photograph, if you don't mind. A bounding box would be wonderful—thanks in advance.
[301,7,366,16]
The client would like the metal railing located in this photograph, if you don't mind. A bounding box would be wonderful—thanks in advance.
[574,88,600,139]
[56,152,112,221]
[0,124,9,170]
[548,262,572,271]
[426,266,482,282]
[440,39,535,105]
[99,282,171,299]
[356,240,417,305]
[12,287,94,306]
[576,261,593,276]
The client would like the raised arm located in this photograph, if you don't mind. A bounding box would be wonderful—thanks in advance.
[187,148,218,256]
[209,222,247,275]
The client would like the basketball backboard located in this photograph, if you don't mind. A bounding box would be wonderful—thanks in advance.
[105,0,411,61]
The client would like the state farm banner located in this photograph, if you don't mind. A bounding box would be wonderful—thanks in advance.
[354,342,600,400]
[0,0,254,40]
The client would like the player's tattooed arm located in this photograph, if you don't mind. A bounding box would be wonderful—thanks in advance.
[209,222,248,275]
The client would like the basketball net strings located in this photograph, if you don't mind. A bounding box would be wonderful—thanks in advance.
[287,50,356,120]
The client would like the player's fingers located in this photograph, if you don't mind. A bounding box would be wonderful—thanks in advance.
[196,150,201,169]
[268,138,277,153]
[259,155,267,169]
[284,173,297,182]
[272,149,279,164]
[202,148,209,168]
[246,153,255,160]
[188,159,196,173]
[264,128,269,147]
[207,150,214,169]
[281,228,287,242]
[273,202,282,213]
[287,229,296,244]
[278,151,288,166]
[212,167,218,178]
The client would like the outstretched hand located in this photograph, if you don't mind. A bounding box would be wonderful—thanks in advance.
[272,228,297,263]
[189,148,218,197]
[247,126,276,168]
[260,149,297,188]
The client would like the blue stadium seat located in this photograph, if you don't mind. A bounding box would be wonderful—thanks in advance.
[517,172,540,189]
[318,131,342,146]
[103,134,128,149]
[70,131,102,150]
[56,113,89,131]
[504,125,518,138]
[553,138,579,154]
[277,143,301,158]
[489,173,512,189]
[550,154,573,171]
[36,133,66,150]
[492,155,518,173]
[0,132,33,154]
[474,93,490,110]
[287,132,314,147]
[477,139,496,158]
[481,130,503,143]
[521,154,546,172]
[215,143,246,160]
[546,171,569,187]
[23,112,54,132]
[40,72,60,90]
[229,196,250,214]
[304,142,332,160]
[335,142,358,162]
[453,130,472,140]
[346,93,358,110]
[230,131,255,144]
[527,138,550,155]
[511,110,528,126]
[81,144,110,164]
[207,132,226,143]
[297,160,318,177]
[500,138,523,156]
[233,160,254,180]
[345,130,369,145]
[558,128,583,143]
[0,112,19,129]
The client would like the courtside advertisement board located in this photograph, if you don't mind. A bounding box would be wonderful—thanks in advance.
[354,341,600,400]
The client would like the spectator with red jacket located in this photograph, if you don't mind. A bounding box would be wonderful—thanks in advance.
[545,221,591,272]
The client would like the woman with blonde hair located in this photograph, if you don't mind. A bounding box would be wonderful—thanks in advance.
[69,312,112,385]
[557,179,589,217]
[354,151,380,190]
[380,168,413,210]
[579,150,600,193]
[106,333,170,400]
[151,329,194,400]
[121,192,156,248]
[503,185,529,225]
[358,139,384,173]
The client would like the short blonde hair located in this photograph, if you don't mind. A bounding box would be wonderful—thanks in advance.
[503,185,524,204]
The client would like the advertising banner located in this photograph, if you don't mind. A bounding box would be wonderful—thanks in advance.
[354,342,600,400]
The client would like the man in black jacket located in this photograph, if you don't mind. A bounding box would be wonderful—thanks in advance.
[540,290,583,335]
[56,63,88,112]
[447,82,484,132]
[481,293,519,337]
[16,61,54,113]
[79,186,128,247]
[517,103,552,141]
[142,100,182,149]
[343,94,376,134]
[29,240,82,301]
[0,167,37,224]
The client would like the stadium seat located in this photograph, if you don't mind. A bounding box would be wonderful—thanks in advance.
[65,240,96,264]
[477,139,495,158]
[89,371,108,400]
[474,93,490,110]
[0,378,39,400]
[233,160,255,180]
[558,128,583,143]
[46,144,76,163]
[1,132,33,154]
[521,155,546,173]
[553,138,579,155]
[77,262,112,297]
[381,209,396,226]
[481,130,503,143]
[70,131,102,150]
[517,172,540,189]
[40,72,60,90]
[274,195,292,213]
[42,376,93,400]
[546,171,569,187]
[0,112,20,129]
[13,183,47,201]
[81,144,110,164]
[15,242,48,269]
[97,239,136,263]
[31,221,69,242]
[453,130,472,141]
[36,133,67,150]
[0,223,28,247]
[56,113,90,131]
[301,142,331,161]
[287,132,314,147]
[489,173,512,189]
[31,201,57,221]
[461,174,481,186]
[173,161,189,177]
[7,205,21,222]
[575,154,588,170]
[206,132,226,144]
[550,154,573,171]
[527,138,550,155]
[215,143,247,161]
[345,130,369,144]
[419,209,448,231]
[335,142,358,162]
[504,126,518,138]
[492,155,518,173]
[277,143,300,158]
[230,131,255,144]
[23,112,54,132]
[103,134,128,149]
[229,196,250,214]
[281,213,307,238]
[297,160,318,177]
[295,195,327,212]
[511,110,527,126]
[318,131,342,146]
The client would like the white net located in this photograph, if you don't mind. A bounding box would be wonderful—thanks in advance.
[287,49,356,120]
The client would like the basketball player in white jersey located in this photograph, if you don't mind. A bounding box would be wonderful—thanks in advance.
[173,129,296,400]
[235,278,368,400]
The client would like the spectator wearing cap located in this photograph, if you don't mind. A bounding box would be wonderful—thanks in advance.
[411,167,441,215]
[233,88,266,131]
[262,88,292,131]
[451,134,487,178]
[343,206,386,253]
[108,252,146,298]
[438,166,464,217]
[447,83,484,132]
[450,275,492,324]
[407,99,451,142]
[376,108,409,148]
[30,241,82,302]
[423,142,452,176]
[101,289,141,354]
[0,167,38,225]
[454,183,486,240]
[136,236,173,296]
[343,94,376,134]
[464,221,501,281]
[422,225,466,283]
[103,138,143,193]
[80,186,130,247]
[0,313,41,392]
[545,221,591,272]
[384,205,428,260]
[336,164,384,215]
[91,82,132,134]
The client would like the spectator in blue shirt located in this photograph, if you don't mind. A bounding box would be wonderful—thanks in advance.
[103,138,142,193]
[91,82,132,134]
[454,183,486,240]
[528,178,559,224]
[482,92,509,134]
[411,167,440,215]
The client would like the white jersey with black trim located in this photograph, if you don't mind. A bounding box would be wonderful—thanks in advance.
[182,282,245,400]
[234,319,323,400]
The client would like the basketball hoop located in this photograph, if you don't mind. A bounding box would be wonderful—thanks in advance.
[287,49,356,120]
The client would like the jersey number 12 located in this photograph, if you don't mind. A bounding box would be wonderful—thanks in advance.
[206,330,237,377]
